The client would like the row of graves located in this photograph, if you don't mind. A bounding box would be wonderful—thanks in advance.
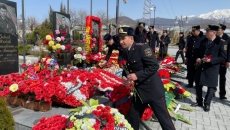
[0,1,193,129]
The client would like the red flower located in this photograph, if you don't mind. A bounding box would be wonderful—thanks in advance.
[49,34,54,38]
[57,50,61,54]
[119,60,127,67]
[205,55,212,59]
[185,47,188,51]
[44,40,49,45]
[65,46,68,50]
[62,31,67,35]
[67,44,71,49]
[68,122,73,128]
[144,35,146,38]
[223,61,226,64]
[70,49,73,52]
[21,63,27,68]
[28,97,33,101]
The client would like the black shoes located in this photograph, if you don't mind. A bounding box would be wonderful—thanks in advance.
[204,105,210,112]
[220,96,227,100]
[191,103,203,107]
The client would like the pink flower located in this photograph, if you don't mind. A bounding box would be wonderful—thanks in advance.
[83,39,87,43]
[87,32,90,35]
[55,30,60,35]
[54,65,59,69]
[92,43,95,47]
[52,38,55,41]
[61,36,65,41]
[67,73,71,77]
[92,38,96,42]
[67,44,71,49]
[90,30,93,34]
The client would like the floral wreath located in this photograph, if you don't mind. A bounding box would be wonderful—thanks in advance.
[85,16,103,54]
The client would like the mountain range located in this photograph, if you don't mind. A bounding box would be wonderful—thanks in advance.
[109,9,230,29]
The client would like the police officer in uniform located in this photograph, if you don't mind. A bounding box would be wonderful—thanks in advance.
[0,4,16,35]
[159,30,171,59]
[118,27,175,130]
[146,26,159,53]
[185,26,205,88]
[174,32,186,63]
[59,17,70,34]
[100,33,123,67]
[134,22,147,43]
[216,24,230,99]
[191,25,227,112]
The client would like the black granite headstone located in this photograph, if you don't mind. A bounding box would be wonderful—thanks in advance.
[0,0,18,75]
[80,34,83,40]
[72,30,76,40]
[53,11,71,66]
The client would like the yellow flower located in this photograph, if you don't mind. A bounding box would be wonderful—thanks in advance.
[47,59,52,62]
[42,58,46,62]
[56,43,61,49]
[46,45,50,50]
[9,84,18,92]
[46,35,52,40]
[48,51,51,53]
[48,41,54,46]
[52,46,56,50]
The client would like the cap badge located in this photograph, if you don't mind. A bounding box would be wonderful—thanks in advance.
[119,28,127,34]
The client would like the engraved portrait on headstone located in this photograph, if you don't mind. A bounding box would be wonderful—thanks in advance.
[0,0,18,75]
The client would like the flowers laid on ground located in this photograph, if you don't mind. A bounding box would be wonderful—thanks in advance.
[33,115,68,130]
[44,30,70,54]
[66,99,134,130]
[72,47,87,64]
[159,57,181,74]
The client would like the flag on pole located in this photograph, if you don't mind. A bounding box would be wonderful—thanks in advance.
[123,0,126,4]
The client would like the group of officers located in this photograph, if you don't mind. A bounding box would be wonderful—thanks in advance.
[99,22,229,130]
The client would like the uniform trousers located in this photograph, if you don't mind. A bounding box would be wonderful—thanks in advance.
[218,66,227,97]
[175,50,185,63]
[196,85,215,105]
[187,67,196,87]
[128,96,175,130]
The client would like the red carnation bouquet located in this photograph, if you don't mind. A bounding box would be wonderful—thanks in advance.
[195,55,212,69]
[158,69,170,79]
[119,60,143,103]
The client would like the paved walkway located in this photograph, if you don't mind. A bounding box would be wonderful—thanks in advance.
[148,48,230,130]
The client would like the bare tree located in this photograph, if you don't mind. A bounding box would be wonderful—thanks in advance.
[69,8,79,29]
[27,16,38,31]
[77,9,88,25]
[118,12,124,26]
[95,10,108,25]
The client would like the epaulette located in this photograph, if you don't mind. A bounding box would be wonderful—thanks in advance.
[221,39,225,41]
[136,43,143,46]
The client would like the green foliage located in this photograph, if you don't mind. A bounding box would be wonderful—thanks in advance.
[29,27,40,44]
[79,100,89,107]
[89,99,99,106]
[18,45,31,55]
[60,2,66,14]
[39,21,52,42]
[76,31,80,40]
[0,97,15,130]
[49,5,54,31]
[25,33,32,44]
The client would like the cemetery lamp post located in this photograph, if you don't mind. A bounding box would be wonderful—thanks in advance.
[174,15,188,32]
[150,5,156,26]
[22,0,26,63]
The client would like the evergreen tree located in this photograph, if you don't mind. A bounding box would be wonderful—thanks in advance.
[49,5,53,31]
[60,2,66,14]
[76,31,80,40]
[0,97,15,129]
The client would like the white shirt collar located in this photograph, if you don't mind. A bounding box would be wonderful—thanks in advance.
[211,36,216,41]
[128,43,133,51]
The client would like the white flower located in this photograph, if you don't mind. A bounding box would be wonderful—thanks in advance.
[104,47,109,51]
[76,54,82,59]
[88,119,96,126]
[77,47,82,52]
[74,54,78,59]
[82,56,86,60]
[61,45,65,50]
[56,37,61,42]
[81,123,89,130]
[26,60,31,65]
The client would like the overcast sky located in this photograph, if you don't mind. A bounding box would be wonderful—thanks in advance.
[10,0,230,23]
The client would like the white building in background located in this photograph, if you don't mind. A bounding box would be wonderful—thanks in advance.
[200,29,230,35]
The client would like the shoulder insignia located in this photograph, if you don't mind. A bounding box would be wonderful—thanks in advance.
[224,45,227,50]
[221,39,225,41]
[144,48,152,57]
[136,43,143,46]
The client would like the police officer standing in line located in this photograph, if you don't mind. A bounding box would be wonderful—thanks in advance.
[159,30,171,60]
[0,4,16,35]
[118,27,175,130]
[146,26,159,53]
[191,25,227,112]
[186,32,192,48]
[100,33,123,68]
[185,26,205,88]
[216,24,230,99]
[134,22,147,44]
[174,32,186,63]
